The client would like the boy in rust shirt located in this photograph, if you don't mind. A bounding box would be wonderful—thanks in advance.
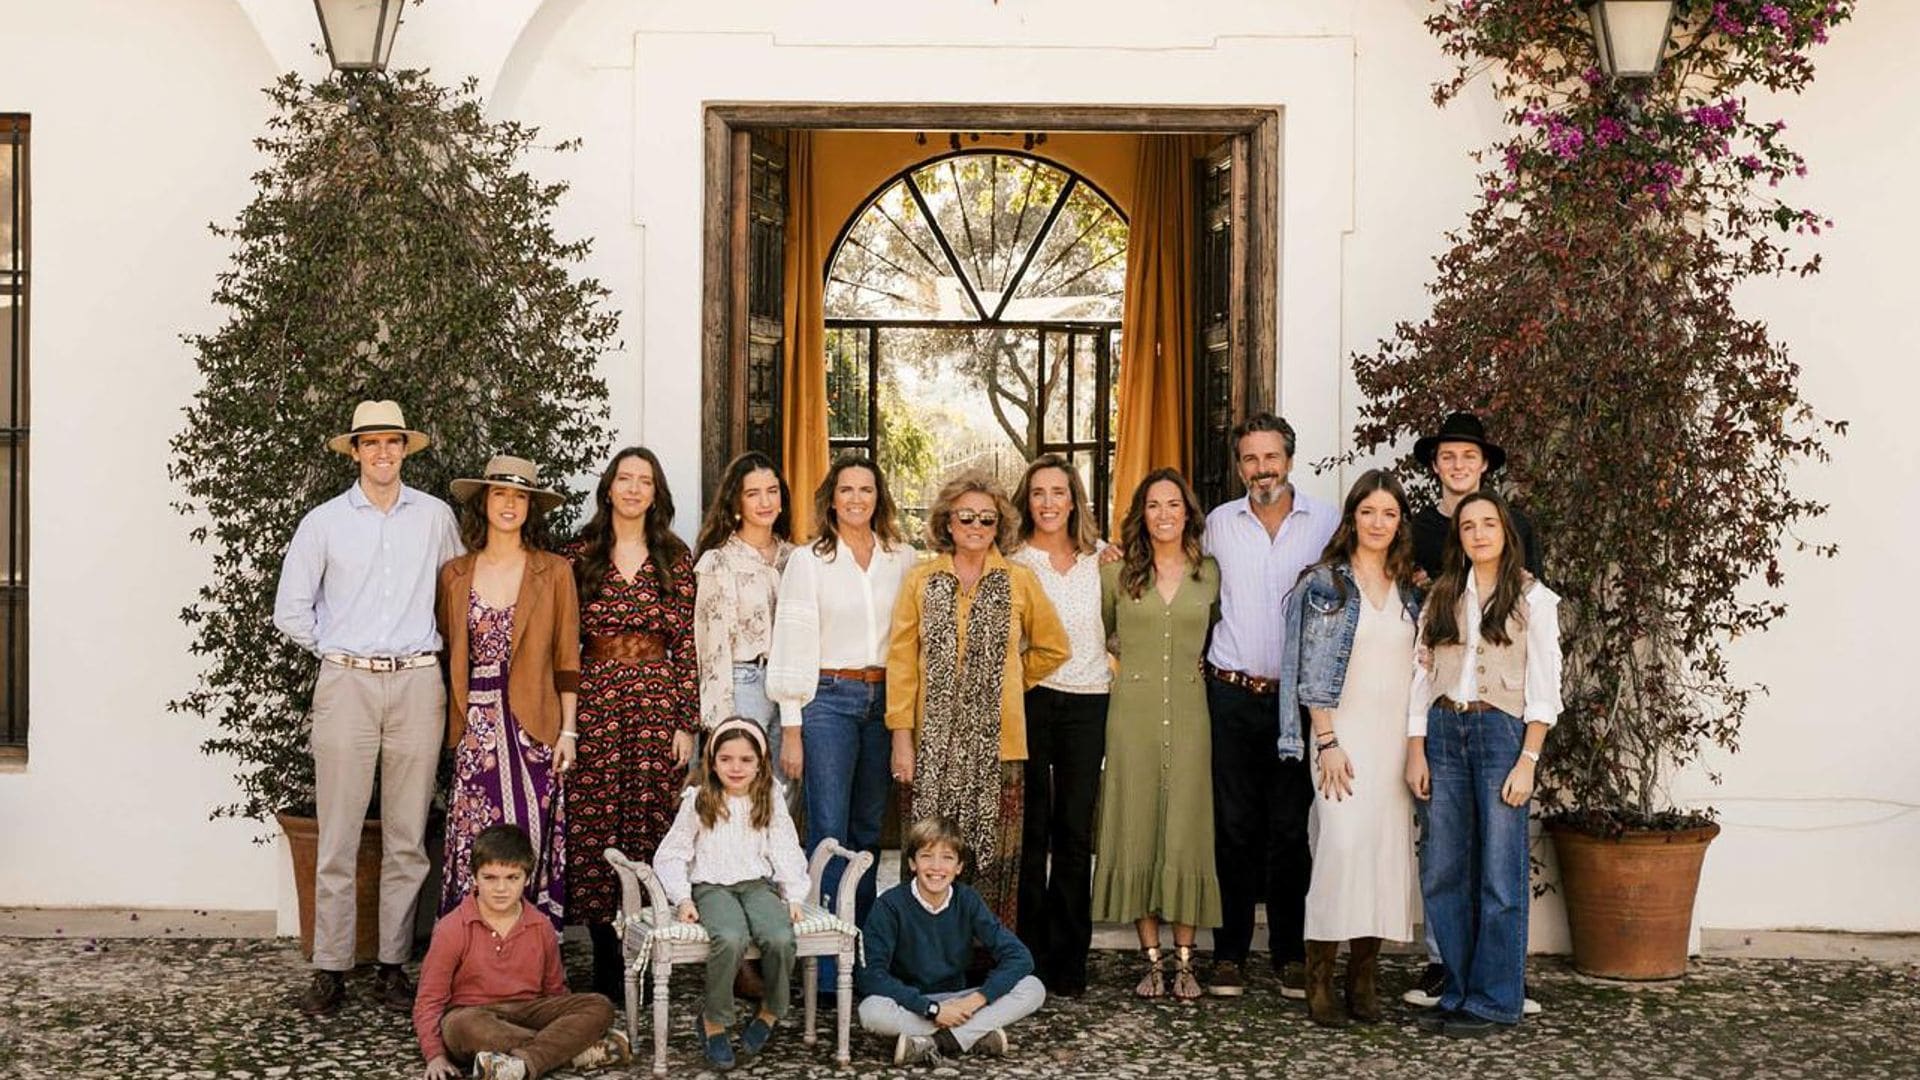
[414,825,628,1080]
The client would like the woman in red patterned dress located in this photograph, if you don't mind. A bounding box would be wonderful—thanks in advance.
[563,446,699,1003]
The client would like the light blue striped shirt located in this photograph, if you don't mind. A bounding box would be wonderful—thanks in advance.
[272,482,464,659]
[1203,490,1340,679]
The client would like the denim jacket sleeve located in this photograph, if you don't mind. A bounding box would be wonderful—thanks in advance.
[1274,578,1308,762]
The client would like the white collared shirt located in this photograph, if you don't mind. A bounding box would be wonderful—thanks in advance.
[651,789,812,906]
[766,538,919,727]
[910,879,954,916]
[1203,491,1340,679]
[272,482,464,658]
[1407,574,1564,736]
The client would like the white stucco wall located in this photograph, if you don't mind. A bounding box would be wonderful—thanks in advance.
[0,0,1911,939]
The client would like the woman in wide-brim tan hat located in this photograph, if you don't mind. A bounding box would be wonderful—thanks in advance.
[435,452,581,931]
[449,454,566,514]
[325,399,432,455]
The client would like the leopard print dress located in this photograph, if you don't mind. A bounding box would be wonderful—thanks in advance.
[911,567,1026,927]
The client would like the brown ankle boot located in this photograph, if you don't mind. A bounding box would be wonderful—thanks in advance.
[1346,937,1382,1022]
[1305,940,1348,1027]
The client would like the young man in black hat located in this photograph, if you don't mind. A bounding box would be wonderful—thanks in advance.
[1404,411,1543,1016]
[1408,412,1542,585]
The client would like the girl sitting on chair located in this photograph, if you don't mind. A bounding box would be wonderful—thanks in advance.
[652,717,809,1070]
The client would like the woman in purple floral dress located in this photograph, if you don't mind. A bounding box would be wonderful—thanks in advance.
[435,455,581,933]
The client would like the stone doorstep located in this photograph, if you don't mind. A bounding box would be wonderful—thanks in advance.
[4,904,1915,964]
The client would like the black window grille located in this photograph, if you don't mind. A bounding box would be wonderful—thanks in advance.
[823,151,1126,538]
[1,114,27,750]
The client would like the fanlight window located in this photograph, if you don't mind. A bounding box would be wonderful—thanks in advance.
[823,152,1127,539]
[826,153,1126,323]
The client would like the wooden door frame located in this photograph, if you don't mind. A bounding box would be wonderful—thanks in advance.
[701,102,1281,501]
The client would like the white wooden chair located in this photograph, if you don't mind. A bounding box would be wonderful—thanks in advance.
[605,841,874,1076]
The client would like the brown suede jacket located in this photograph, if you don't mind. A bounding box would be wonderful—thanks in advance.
[436,550,581,748]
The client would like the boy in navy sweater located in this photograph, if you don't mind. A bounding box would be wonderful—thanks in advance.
[856,816,1046,1065]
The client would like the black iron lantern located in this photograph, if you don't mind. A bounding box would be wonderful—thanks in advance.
[313,0,406,73]
[1584,0,1678,80]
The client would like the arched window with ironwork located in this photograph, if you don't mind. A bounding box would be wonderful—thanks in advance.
[823,151,1126,536]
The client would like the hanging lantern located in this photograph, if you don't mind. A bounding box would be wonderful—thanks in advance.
[313,0,406,73]
[1584,0,1678,80]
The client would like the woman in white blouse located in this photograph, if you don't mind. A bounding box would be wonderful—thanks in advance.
[1006,454,1111,997]
[766,455,917,929]
[1405,489,1561,1036]
[693,451,796,797]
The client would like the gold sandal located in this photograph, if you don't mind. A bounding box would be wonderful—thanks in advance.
[1133,946,1166,999]
[1171,945,1203,1001]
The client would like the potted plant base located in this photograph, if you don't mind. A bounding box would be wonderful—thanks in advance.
[277,812,384,965]
[1547,819,1721,980]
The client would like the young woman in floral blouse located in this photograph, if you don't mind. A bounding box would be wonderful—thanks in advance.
[693,451,796,808]
[562,447,699,1003]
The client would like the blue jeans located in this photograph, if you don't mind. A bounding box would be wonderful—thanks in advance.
[801,676,892,921]
[731,662,798,813]
[801,675,892,992]
[1421,703,1530,1025]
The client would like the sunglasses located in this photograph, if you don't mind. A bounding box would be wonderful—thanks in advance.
[951,510,1000,528]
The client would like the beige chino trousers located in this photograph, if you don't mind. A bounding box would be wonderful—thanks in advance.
[309,661,446,971]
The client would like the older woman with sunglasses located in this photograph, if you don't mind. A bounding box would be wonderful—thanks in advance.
[885,470,1071,927]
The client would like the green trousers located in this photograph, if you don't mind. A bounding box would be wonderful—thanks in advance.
[693,878,798,1027]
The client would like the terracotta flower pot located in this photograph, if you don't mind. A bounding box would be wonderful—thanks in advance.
[1547,819,1720,980]
[276,811,384,965]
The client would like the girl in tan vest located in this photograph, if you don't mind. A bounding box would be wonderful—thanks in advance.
[1404,490,1562,1037]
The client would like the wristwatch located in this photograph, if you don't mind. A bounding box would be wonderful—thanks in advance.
[1520,749,1541,764]
[923,1001,941,1020]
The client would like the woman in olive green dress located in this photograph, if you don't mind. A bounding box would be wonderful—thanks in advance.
[1091,468,1222,1002]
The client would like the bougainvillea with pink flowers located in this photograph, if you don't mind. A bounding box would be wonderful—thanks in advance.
[1349,0,1854,832]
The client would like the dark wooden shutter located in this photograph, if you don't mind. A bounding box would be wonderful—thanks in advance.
[739,130,786,463]
[1191,135,1248,511]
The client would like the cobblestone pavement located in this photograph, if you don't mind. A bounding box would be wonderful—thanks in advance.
[2,936,1916,1079]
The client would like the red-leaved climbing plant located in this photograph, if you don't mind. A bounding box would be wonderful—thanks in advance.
[1350,0,1854,831]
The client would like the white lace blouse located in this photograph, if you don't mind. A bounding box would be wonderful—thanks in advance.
[1009,542,1112,694]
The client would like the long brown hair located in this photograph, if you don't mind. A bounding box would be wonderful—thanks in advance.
[1117,468,1205,600]
[1311,469,1415,603]
[1014,454,1100,555]
[694,451,792,559]
[924,470,1019,555]
[1422,489,1529,648]
[810,454,905,557]
[693,724,775,831]
[458,486,553,553]
[572,446,688,602]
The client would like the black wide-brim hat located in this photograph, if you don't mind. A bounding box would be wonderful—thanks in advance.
[1413,412,1507,473]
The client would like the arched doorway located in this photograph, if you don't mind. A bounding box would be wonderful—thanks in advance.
[822,151,1126,536]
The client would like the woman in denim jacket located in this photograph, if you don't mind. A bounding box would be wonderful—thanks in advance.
[1276,469,1422,1027]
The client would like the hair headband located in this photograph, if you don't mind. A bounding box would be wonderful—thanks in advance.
[707,716,768,761]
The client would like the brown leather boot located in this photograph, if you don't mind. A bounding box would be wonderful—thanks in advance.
[1346,937,1383,1022]
[1305,940,1348,1027]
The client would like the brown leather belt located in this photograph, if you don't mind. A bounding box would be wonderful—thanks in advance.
[821,666,887,684]
[1204,662,1279,697]
[585,634,667,663]
[1439,696,1502,714]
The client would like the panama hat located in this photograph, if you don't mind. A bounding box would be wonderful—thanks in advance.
[326,400,431,456]
[1412,411,1508,474]
[450,454,566,513]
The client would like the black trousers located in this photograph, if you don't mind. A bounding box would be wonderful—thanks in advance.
[1015,686,1109,992]
[1207,675,1314,967]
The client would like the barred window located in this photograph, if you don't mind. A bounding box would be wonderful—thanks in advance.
[1,114,28,752]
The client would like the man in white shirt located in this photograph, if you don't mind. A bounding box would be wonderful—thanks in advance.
[273,400,463,1016]
[1200,413,1338,1000]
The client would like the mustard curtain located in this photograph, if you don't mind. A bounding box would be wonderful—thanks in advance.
[1111,135,1197,533]
[781,130,829,541]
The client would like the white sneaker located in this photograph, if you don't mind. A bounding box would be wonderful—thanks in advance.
[894,1033,941,1066]
[971,1028,1009,1057]
[471,1050,529,1080]
[569,1028,632,1069]
[1524,995,1543,1017]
